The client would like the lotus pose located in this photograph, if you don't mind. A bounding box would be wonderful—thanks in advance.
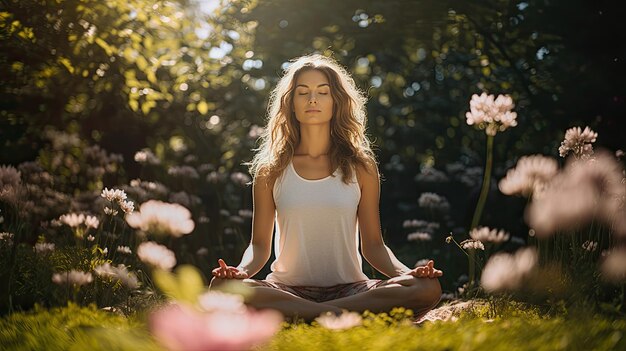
[210,54,442,320]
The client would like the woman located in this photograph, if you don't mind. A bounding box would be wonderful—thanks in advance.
[210,54,442,320]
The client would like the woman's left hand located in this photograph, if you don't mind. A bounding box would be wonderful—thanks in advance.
[406,260,443,278]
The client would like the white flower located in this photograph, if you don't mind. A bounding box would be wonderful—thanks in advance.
[104,207,118,216]
[315,311,363,330]
[94,263,139,289]
[499,155,559,197]
[418,192,450,212]
[52,270,93,286]
[526,150,625,237]
[469,227,510,243]
[582,240,598,252]
[196,247,209,256]
[87,235,95,242]
[125,200,195,237]
[481,247,538,292]
[119,200,135,214]
[34,242,56,254]
[116,245,132,254]
[198,291,246,313]
[403,219,429,228]
[0,232,14,245]
[460,239,485,250]
[238,209,253,218]
[415,167,449,183]
[101,188,128,203]
[0,165,21,188]
[559,126,597,159]
[168,166,199,179]
[407,232,432,242]
[465,93,517,136]
[59,213,86,228]
[134,149,160,165]
[137,241,176,270]
[601,248,626,282]
[84,215,99,229]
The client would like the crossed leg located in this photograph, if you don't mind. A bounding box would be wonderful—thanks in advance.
[210,276,441,321]
[210,277,342,320]
[323,275,441,318]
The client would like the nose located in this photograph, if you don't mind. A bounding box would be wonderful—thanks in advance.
[308,93,317,104]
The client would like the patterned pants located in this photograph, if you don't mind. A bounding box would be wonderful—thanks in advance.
[252,279,388,303]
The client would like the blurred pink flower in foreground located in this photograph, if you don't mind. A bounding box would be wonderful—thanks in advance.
[498,155,558,197]
[126,200,194,237]
[149,303,282,351]
[465,93,517,136]
[526,150,626,237]
[559,126,597,159]
[481,247,538,292]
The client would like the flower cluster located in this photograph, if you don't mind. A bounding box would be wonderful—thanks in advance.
[481,247,538,292]
[418,192,450,212]
[465,93,518,136]
[52,270,93,286]
[559,126,597,159]
[34,242,55,254]
[126,200,194,237]
[137,241,177,270]
[59,213,99,231]
[94,263,139,289]
[134,149,161,165]
[460,239,485,251]
[469,227,510,243]
[407,232,433,242]
[526,150,625,237]
[101,188,134,215]
[498,155,558,197]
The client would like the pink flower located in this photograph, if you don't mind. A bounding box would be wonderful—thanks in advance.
[498,155,558,197]
[149,303,282,351]
[126,200,194,237]
[559,126,597,159]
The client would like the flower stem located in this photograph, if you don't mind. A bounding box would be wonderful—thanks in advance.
[471,134,494,229]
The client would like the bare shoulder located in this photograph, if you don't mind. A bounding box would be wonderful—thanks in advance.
[355,160,380,189]
[253,165,276,191]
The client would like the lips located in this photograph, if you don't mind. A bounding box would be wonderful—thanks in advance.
[305,109,321,113]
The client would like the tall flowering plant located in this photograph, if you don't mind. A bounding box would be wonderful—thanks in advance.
[464,93,517,287]
[465,93,518,229]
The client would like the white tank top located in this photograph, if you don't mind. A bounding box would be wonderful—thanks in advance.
[265,160,370,286]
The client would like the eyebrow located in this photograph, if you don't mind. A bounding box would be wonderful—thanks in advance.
[295,83,330,88]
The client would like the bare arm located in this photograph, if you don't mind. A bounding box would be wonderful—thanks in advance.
[234,172,276,278]
[357,163,412,278]
[213,171,275,279]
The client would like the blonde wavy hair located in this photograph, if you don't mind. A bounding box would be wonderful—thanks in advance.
[248,54,377,186]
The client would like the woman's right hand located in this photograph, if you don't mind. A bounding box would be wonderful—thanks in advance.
[211,258,249,279]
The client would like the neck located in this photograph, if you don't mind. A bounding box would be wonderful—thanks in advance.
[295,123,331,158]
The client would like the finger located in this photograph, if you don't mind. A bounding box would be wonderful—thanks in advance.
[427,260,434,269]
[218,259,228,270]
[428,267,435,278]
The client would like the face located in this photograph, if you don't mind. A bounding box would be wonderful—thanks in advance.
[292,69,334,126]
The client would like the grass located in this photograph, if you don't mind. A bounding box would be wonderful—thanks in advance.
[1,301,625,351]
